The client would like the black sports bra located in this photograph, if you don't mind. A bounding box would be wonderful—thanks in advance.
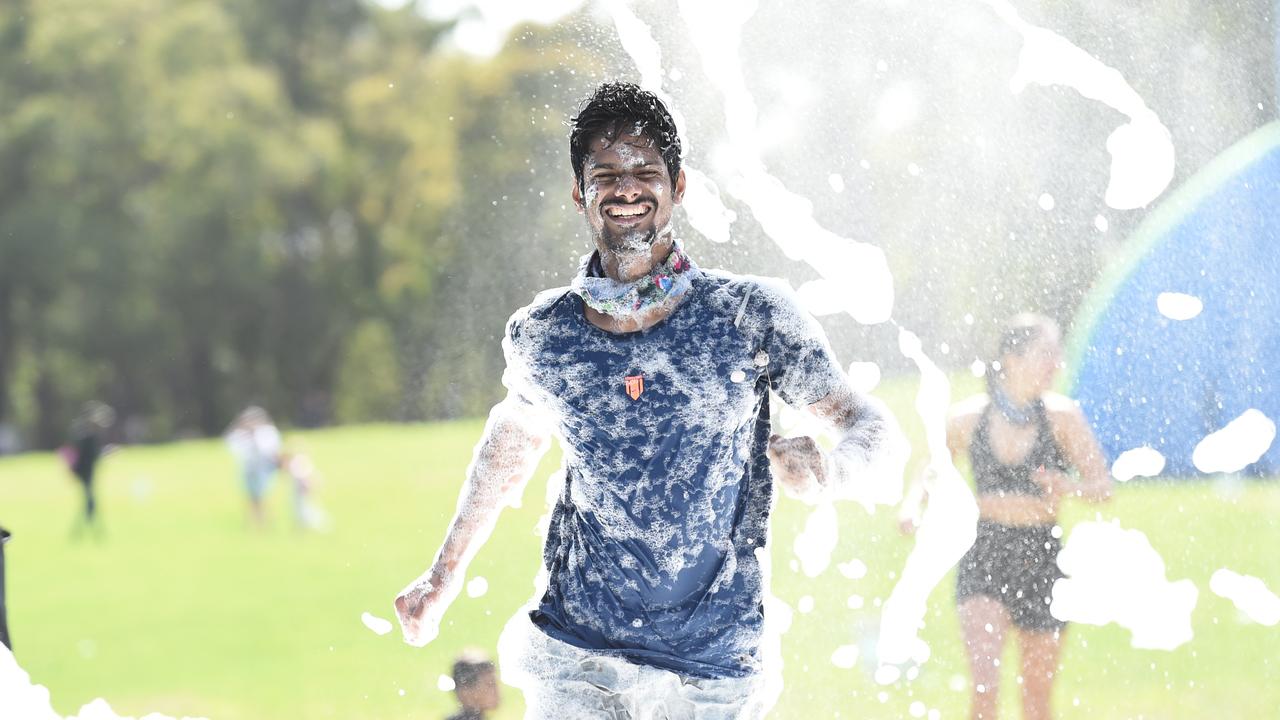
[969,400,1069,496]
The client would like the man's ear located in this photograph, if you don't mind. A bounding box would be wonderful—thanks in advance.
[571,181,585,213]
[673,168,687,205]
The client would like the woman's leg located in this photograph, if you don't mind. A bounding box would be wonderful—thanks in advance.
[959,595,1012,720]
[1017,626,1065,720]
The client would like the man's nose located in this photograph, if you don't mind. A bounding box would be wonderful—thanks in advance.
[615,174,643,201]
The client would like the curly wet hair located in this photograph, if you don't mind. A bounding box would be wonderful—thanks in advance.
[569,82,682,191]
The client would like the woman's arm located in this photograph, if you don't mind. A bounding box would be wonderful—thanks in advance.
[1047,397,1113,503]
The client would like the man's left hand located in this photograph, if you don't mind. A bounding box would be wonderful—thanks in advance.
[768,434,827,499]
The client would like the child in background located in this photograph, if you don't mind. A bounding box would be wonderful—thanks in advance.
[281,448,329,532]
[447,649,500,720]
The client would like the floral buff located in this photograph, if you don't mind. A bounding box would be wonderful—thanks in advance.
[569,242,697,319]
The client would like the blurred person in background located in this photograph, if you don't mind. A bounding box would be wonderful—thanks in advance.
[280,446,329,532]
[899,313,1112,720]
[224,406,281,529]
[394,82,905,719]
[446,649,501,720]
[61,401,116,538]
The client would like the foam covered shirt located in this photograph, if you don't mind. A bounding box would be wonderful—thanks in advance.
[502,268,844,679]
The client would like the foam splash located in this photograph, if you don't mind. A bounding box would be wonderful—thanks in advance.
[361,611,394,636]
[437,674,456,692]
[1209,569,1280,626]
[672,0,896,326]
[1192,409,1277,474]
[877,329,979,667]
[466,576,490,598]
[0,644,205,720]
[792,502,839,577]
[982,0,1175,209]
[1051,520,1198,650]
[1156,292,1204,320]
[1111,446,1166,482]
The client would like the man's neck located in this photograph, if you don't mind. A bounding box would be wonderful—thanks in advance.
[598,235,674,282]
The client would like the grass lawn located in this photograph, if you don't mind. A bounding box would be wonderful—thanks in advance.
[1,373,1277,719]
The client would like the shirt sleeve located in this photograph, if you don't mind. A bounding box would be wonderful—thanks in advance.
[755,279,846,408]
[500,309,555,426]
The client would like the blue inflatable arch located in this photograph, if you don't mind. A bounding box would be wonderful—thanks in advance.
[1066,122,1280,477]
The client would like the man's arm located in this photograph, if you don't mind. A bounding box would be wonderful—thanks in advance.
[394,393,552,646]
[768,382,909,510]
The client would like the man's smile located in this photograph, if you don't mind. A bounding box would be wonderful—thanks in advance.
[603,202,653,226]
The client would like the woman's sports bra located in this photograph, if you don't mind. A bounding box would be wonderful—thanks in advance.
[969,400,1070,496]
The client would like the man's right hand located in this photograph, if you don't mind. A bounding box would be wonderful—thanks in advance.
[394,572,447,647]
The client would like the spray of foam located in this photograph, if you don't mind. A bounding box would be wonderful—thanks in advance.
[1192,409,1277,474]
[981,0,1175,209]
[0,644,206,720]
[361,611,394,636]
[613,0,897,325]
[877,329,979,667]
[792,501,839,577]
[1051,520,1198,650]
[1156,292,1204,321]
[1111,446,1166,482]
[1209,569,1280,626]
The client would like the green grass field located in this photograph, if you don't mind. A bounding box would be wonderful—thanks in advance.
[1,376,1278,719]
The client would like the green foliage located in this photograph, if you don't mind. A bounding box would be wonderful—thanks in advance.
[333,319,401,424]
[0,0,602,445]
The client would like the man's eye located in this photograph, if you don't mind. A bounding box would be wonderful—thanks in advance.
[593,175,617,184]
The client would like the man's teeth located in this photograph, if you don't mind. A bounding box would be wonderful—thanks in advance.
[607,206,647,217]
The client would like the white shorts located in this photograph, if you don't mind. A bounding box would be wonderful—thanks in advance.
[498,614,776,720]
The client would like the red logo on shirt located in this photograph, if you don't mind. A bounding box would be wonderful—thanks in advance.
[624,375,644,400]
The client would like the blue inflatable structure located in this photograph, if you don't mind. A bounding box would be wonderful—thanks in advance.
[1067,122,1280,477]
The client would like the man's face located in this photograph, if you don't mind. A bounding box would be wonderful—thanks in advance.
[572,123,685,256]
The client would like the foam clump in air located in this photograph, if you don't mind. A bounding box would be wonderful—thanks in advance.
[681,167,737,244]
[362,611,394,636]
[1156,292,1203,320]
[984,0,1175,209]
[846,362,882,393]
[830,644,859,669]
[1209,569,1280,626]
[1051,520,1198,650]
[0,644,205,720]
[878,328,978,667]
[1110,446,1166,482]
[1192,409,1276,474]
[792,502,839,578]
[466,576,489,598]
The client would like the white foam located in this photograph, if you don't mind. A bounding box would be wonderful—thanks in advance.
[1209,569,1280,626]
[466,576,490,598]
[797,595,815,614]
[1038,193,1055,211]
[878,329,979,666]
[1051,520,1198,650]
[1111,446,1166,482]
[828,173,846,192]
[1156,292,1203,320]
[361,611,394,636]
[0,644,205,720]
[1192,409,1276,474]
[837,558,868,580]
[1094,214,1109,232]
[831,644,860,669]
[793,502,839,578]
[437,674,456,692]
[982,0,1175,209]
[847,362,882,394]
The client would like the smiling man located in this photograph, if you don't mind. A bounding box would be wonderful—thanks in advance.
[395,82,905,718]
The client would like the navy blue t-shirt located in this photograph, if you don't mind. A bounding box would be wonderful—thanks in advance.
[502,268,844,679]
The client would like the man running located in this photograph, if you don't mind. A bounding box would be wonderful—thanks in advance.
[395,82,905,718]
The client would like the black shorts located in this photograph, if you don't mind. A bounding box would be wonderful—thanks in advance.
[955,520,1065,632]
